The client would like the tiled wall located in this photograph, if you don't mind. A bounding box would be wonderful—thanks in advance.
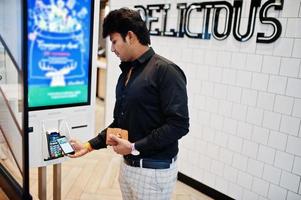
[105,0,301,199]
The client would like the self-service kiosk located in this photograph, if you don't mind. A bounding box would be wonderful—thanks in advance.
[24,0,99,199]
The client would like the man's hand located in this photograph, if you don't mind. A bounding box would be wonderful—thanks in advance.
[68,139,89,158]
[109,134,132,155]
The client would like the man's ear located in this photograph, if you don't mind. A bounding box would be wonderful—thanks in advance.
[126,31,137,44]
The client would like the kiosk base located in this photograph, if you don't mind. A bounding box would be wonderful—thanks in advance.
[38,164,61,200]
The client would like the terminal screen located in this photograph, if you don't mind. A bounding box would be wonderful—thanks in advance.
[26,0,93,110]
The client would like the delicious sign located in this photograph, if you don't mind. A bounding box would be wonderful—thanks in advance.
[134,0,283,43]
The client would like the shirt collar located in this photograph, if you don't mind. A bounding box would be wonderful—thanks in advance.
[119,47,155,72]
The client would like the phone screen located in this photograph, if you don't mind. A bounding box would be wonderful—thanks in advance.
[47,132,63,158]
[56,136,75,155]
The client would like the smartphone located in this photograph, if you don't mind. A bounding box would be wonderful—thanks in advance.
[47,132,63,158]
[56,136,75,155]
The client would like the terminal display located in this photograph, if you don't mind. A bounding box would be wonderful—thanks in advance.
[26,0,93,110]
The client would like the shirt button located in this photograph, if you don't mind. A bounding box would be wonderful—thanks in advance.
[121,112,124,115]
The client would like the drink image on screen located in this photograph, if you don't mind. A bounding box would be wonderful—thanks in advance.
[56,136,75,155]
[46,132,63,158]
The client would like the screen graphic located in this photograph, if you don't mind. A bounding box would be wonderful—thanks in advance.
[27,0,93,109]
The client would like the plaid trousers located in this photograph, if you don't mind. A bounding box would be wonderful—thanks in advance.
[119,160,178,200]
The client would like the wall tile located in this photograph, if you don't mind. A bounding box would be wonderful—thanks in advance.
[263,164,282,184]
[268,184,287,200]
[280,115,300,136]
[214,83,228,100]
[210,113,224,131]
[258,145,276,165]
[228,183,243,200]
[287,136,301,157]
[242,89,258,106]
[223,118,238,135]
[293,39,301,58]
[228,135,243,153]
[219,100,233,117]
[222,68,237,85]
[280,58,301,78]
[232,104,248,121]
[252,126,269,145]
[273,38,294,57]
[243,190,259,200]
[286,78,301,98]
[294,99,301,118]
[252,177,269,197]
[247,158,264,177]
[257,92,275,111]
[246,54,263,72]
[251,73,269,91]
[237,122,253,140]
[203,171,216,188]
[274,95,294,115]
[231,52,246,69]
[214,131,228,148]
[237,171,253,189]
[233,153,248,171]
[268,131,288,151]
[215,176,228,195]
[293,156,301,176]
[286,18,301,38]
[217,51,232,68]
[224,165,238,183]
[211,160,224,177]
[280,171,300,192]
[268,75,287,95]
[247,107,264,126]
[236,70,252,88]
[227,86,242,103]
[242,140,259,159]
[275,151,294,171]
[287,191,301,200]
[206,143,220,160]
[263,111,282,130]
[262,55,281,75]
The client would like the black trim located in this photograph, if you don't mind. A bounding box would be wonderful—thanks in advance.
[0,164,23,200]
[22,1,31,199]
[71,125,88,129]
[178,172,234,200]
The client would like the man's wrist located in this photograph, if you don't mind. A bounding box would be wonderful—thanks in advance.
[83,142,93,152]
[130,143,140,155]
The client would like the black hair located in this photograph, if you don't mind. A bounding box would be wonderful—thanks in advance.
[102,8,150,45]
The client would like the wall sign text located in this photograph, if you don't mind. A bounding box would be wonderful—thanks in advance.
[134,0,283,43]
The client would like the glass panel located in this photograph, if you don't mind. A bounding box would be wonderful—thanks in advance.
[0,0,22,68]
[0,42,23,187]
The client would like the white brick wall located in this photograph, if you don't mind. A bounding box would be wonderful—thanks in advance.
[106,0,301,199]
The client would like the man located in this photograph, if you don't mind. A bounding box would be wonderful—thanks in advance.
[70,7,189,200]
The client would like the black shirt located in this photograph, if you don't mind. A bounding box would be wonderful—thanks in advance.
[89,47,189,160]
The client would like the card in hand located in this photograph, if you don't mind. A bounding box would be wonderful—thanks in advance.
[106,128,128,145]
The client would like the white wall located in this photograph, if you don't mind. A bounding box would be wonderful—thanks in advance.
[105,0,301,199]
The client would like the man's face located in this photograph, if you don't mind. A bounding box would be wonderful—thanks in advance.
[110,32,132,62]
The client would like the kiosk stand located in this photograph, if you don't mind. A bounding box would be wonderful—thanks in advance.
[24,0,100,199]
[38,119,71,200]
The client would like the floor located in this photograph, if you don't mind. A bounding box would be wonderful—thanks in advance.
[1,99,213,200]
